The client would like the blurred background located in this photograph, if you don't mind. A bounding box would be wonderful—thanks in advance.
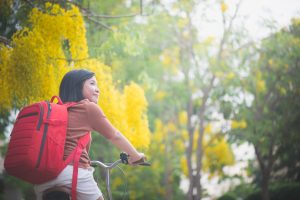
[0,0,300,199]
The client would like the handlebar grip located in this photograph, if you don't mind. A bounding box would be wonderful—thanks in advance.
[120,152,151,166]
[138,162,151,166]
[132,157,151,166]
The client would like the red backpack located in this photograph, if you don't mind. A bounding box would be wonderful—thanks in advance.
[4,96,90,200]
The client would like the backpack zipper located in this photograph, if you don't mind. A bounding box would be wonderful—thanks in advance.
[37,103,44,130]
[18,112,38,120]
[35,101,51,169]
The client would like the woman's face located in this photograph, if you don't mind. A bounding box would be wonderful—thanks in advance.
[82,76,100,103]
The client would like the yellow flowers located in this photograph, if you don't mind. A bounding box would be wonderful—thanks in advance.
[204,36,216,45]
[112,177,123,188]
[167,122,177,132]
[160,48,180,74]
[161,54,172,66]
[292,18,300,26]
[215,71,224,78]
[0,3,151,148]
[0,45,12,112]
[268,59,273,66]
[177,18,188,29]
[203,137,235,176]
[231,120,247,129]
[214,71,235,81]
[256,79,266,93]
[278,86,287,96]
[154,90,167,101]
[178,111,187,125]
[204,124,212,134]
[221,1,228,13]
[181,157,188,177]
[1,3,87,109]
[124,83,150,148]
[226,72,235,80]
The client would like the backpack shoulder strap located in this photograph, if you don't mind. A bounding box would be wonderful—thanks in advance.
[68,133,91,200]
[50,96,63,104]
[50,95,77,108]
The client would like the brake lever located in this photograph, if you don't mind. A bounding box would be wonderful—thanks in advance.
[120,152,129,164]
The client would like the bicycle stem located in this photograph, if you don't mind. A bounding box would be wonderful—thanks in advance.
[90,159,123,200]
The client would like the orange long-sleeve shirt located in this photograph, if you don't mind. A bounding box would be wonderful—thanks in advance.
[64,99,118,168]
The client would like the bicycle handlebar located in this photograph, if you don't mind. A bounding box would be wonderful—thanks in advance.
[90,152,151,168]
[89,152,150,200]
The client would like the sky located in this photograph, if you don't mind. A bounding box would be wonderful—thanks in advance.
[239,0,300,38]
[194,0,300,41]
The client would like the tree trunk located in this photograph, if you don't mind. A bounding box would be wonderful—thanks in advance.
[186,126,194,200]
[164,166,173,200]
[195,172,201,200]
[194,80,211,200]
[188,174,200,200]
[187,177,194,200]
[187,165,194,200]
[261,170,270,200]
[186,96,196,200]
[195,145,203,199]
[164,131,173,200]
[194,123,205,200]
[254,139,274,200]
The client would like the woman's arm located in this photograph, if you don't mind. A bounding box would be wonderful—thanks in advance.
[87,102,145,164]
[108,131,144,163]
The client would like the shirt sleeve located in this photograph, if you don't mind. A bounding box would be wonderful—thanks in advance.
[86,102,118,139]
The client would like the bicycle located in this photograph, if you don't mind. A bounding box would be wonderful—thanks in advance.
[42,153,150,200]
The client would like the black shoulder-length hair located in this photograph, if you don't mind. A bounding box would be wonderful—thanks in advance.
[59,69,95,103]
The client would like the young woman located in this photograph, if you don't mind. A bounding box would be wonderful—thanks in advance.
[34,69,146,200]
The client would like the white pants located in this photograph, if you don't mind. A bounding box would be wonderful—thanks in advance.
[34,165,103,200]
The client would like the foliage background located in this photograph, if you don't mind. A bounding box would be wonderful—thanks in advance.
[0,0,299,200]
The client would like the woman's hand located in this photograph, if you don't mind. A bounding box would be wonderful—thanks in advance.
[129,152,146,165]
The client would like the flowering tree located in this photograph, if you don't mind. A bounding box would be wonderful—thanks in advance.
[0,3,150,148]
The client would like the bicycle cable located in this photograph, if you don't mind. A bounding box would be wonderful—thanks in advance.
[116,165,128,200]
[94,163,129,200]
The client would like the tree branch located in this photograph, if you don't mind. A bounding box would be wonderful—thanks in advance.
[0,36,12,47]
[48,57,91,64]
[254,144,265,171]
[67,0,153,18]
[267,133,275,169]
[218,0,242,60]
[84,16,114,31]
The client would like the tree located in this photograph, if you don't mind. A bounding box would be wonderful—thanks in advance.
[152,1,246,199]
[230,18,300,200]
[98,1,254,199]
